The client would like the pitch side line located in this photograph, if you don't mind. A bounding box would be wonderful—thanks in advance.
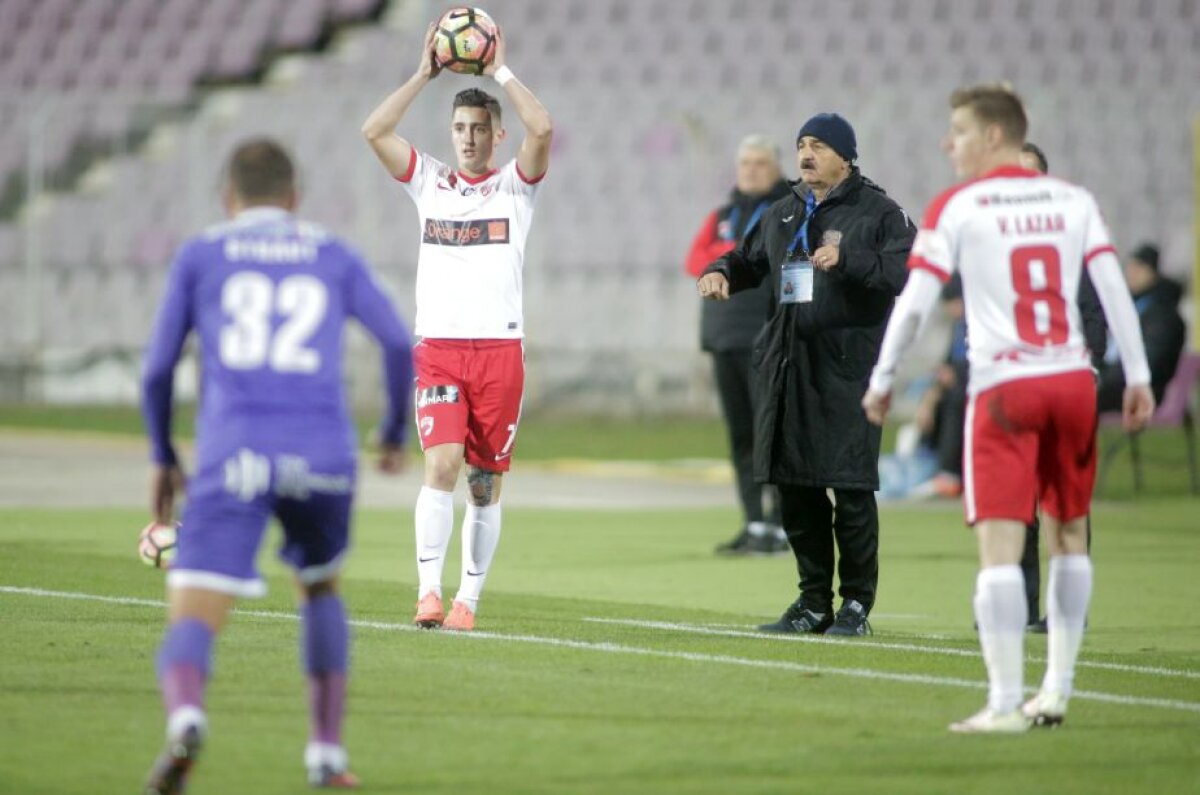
[3,585,1199,715]
[583,617,1200,681]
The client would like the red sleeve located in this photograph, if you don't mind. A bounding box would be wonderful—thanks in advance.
[685,210,735,277]
[393,147,417,183]
[1084,244,1117,266]
[908,258,951,283]
[515,160,546,185]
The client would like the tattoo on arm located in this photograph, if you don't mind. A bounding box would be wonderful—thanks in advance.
[466,467,498,506]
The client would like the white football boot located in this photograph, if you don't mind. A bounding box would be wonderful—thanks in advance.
[1022,690,1068,727]
[949,706,1031,734]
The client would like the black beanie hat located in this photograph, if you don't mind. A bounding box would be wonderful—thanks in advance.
[797,113,857,163]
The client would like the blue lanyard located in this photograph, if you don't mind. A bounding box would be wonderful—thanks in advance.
[786,192,818,258]
[723,201,769,242]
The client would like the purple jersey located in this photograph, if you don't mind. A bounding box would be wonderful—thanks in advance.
[141,207,412,467]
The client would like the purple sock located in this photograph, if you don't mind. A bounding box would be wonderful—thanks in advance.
[156,618,213,715]
[301,594,349,746]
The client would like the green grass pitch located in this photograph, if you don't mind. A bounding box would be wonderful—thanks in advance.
[1,496,1198,794]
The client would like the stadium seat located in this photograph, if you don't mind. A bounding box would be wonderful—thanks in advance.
[1097,351,1200,496]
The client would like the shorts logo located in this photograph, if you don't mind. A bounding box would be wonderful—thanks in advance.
[223,448,271,502]
[420,416,435,437]
[423,218,509,246]
[416,385,460,409]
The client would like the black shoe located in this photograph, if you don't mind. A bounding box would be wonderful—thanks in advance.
[144,724,204,795]
[1027,616,1048,634]
[742,530,790,556]
[825,599,872,636]
[714,528,754,556]
[758,598,832,633]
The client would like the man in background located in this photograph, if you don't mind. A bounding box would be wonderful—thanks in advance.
[1016,141,1107,633]
[685,135,790,555]
[140,139,412,791]
[1096,243,1185,412]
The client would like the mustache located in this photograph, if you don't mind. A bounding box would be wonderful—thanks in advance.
[800,159,816,169]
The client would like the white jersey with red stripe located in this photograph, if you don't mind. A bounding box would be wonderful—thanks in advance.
[397,149,542,339]
[908,164,1114,394]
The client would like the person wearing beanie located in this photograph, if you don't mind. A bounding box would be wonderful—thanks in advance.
[698,111,916,637]
[684,134,790,556]
[1096,242,1185,411]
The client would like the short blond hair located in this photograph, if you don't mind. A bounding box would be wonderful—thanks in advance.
[949,83,1027,146]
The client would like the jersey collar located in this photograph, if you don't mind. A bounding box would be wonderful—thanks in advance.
[457,168,497,185]
[983,164,1042,179]
[233,206,292,223]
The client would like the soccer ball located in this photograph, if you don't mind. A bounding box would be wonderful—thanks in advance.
[138,521,179,570]
[433,7,497,75]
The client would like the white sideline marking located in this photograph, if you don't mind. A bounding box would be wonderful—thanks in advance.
[584,617,1200,681]
[3,585,1199,715]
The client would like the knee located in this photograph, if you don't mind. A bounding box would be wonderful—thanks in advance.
[425,457,460,491]
[299,577,338,602]
[466,467,499,506]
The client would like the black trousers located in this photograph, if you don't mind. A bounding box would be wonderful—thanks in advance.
[779,485,879,614]
[711,350,779,526]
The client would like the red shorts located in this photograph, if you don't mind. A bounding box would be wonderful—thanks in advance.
[964,370,1097,524]
[413,338,524,472]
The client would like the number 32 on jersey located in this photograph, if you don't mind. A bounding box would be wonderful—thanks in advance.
[219,272,327,372]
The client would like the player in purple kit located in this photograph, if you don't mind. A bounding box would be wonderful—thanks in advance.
[139,139,412,792]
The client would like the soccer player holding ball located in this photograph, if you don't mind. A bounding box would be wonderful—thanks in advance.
[362,11,552,631]
[139,140,412,790]
[863,85,1154,733]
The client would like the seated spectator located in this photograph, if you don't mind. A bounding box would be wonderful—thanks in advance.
[877,278,967,499]
[1096,244,1185,412]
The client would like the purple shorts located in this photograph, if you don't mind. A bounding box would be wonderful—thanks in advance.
[167,444,356,598]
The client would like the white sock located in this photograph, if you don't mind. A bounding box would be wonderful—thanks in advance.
[747,521,769,537]
[1042,554,1093,698]
[973,565,1027,713]
[166,705,207,742]
[455,502,502,612]
[414,487,454,598]
[304,741,348,772]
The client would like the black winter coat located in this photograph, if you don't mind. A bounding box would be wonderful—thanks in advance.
[705,169,916,489]
[695,181,792,352]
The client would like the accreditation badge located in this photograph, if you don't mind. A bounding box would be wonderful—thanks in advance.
[780,259,813,304]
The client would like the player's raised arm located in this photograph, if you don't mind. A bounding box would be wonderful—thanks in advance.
[361,24,441,179]
[484,26,552,181]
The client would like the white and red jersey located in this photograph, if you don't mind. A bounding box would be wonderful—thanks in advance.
[908,164,1120,394]
[397,149,542,339]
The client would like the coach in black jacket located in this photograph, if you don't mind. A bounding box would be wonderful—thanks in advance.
[699,113,915,636]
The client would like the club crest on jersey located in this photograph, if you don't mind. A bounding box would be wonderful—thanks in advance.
[416,385,460,409]
[423,218,510,246]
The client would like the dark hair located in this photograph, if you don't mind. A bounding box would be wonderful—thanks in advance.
[452,88,502,126]
[226,138,295,201]
[1130,243,1160,272]
[1021,142,1049,173]
[949,83,1028,146]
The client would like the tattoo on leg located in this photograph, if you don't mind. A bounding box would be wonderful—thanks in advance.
[466,468,497,506]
